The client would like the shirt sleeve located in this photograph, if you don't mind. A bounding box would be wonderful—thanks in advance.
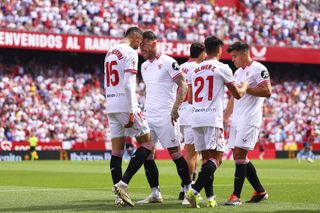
[186,67,193,87]
[123,51,138,74]
[166,57,183,80]
[255,67,270,85]
[221,65,234,84]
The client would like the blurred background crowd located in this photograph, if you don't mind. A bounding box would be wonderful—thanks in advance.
[0,0,319,48]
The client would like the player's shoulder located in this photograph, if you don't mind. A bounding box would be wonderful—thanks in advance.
[211,60,232,74]
[141,60,148,69]
[251,61,268,72]
[181,61,197,72]
[250,61,269,80]
[161,53,176,63]
[216,60,231,70]
[161,54,180,70]
[117,43,136,55]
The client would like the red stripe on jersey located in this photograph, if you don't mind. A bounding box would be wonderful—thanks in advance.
[124,69,138,74]
[172,72,183,80]
[257,80,270,87]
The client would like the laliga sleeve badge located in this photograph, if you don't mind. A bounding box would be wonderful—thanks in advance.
[261,70,269,79]
[172,62,180,71]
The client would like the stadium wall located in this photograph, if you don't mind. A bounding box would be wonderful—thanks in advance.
[2,141,320,161]
[0,30,319,64]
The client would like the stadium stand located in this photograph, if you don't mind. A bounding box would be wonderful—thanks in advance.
[0,0,318,48]
[0,53,319,143]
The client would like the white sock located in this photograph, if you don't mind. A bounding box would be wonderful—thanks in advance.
[119,180,128,187]
[207,195,215,201]
[191,188,199,195]
[184,184,191,192]
[152,186,159,196]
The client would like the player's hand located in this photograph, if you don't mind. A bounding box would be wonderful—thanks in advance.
[240,81,249,90]
[171,108,179,126]
[124,113,135,128]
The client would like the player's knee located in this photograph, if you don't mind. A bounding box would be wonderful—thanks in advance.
[235,159,249,164]
[140,141,155,152]
[146,152,155,160]
[169,149,183,160]
[233,150,247,160]
[209,158,221,168]
[112,149,124,157]
[202,159,208,165]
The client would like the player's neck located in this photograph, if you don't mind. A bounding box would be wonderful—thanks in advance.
[206,55,219,61]
[121,38,131,46]
[189,58,200,63]
[148,50,160,61]
[242,58,253,69]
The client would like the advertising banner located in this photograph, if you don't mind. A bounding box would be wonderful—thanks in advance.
[1,30,319,64]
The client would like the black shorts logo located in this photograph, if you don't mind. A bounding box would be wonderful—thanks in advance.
[172,62,180,71]
[261,70,269,79]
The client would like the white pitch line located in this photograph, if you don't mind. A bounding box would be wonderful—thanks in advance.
[0,188,89,192]
[131,181,320,189]
[0,181,319,192]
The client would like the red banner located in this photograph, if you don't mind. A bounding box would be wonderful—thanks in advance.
[0,141,62,151]
[0,30,319,64]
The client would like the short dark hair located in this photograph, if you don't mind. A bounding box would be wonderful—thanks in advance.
[124,27,143,38]
[142,31,157,41]
[190,42,205,58]
[227,41,249,53]
[204,36,223,55]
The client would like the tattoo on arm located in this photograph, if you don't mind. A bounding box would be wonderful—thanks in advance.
[173,74,187,110]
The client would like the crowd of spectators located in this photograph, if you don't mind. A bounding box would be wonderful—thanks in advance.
[262,76,320,144]
[0,57,108,143]
[0,0,319,48]
[0,55,319,143]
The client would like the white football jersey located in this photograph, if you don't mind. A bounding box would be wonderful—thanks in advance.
[179,59,198,126]
[104,43,140,113]
[141,53,183,116]
[189,59,234,128]
[231,61,270,127]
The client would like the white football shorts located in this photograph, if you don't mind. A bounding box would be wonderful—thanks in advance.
[192,127,226,152]
[228,125,260,150]
[107,112,150,139]
[146,114,181,149]
[180,125,194,145]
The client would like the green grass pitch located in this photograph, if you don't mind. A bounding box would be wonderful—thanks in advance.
[0,159,319,212]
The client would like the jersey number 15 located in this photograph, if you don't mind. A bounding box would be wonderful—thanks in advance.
[105,61,119,87]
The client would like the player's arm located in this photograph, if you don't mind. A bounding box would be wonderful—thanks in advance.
[172,74,188,125]
[225,81,248,99]
[122,51,139,128]
[224,95,234,121]
[247,81,272,97]
[223,95,234,128]
[247,69,272,97]
[123,71,136,128]
[187,85,193,104]
[222,66,247,99]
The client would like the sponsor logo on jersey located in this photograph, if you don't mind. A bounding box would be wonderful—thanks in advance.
[261,70,269,79]
[172,62,180,71]
[131,59,136,67]
[192,107,217,113]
